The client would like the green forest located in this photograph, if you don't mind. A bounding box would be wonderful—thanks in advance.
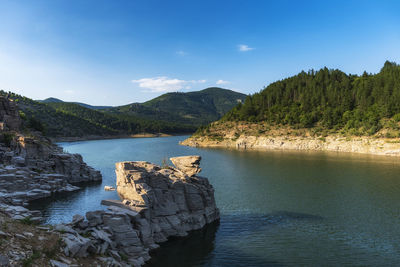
[0,87,245,138]
[222,61,400,136]
[105,87,246,126]
[0,91,195,137]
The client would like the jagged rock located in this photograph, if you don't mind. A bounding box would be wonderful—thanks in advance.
[63,233,92,257]
[115,158,219,246]
[71,214,84,225]
[169,155,202,177]
[86,211,103,226]
[54,224,77,234]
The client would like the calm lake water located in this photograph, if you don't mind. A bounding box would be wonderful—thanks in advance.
[30,136,400,266]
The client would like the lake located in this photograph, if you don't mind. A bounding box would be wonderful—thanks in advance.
[30,135,400,266]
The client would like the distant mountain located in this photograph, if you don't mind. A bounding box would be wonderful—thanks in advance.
[106,87,247,126]
[40,97,63,103]
[39,98,112,110]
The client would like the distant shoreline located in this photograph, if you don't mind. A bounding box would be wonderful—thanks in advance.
[52,132,191,143]
[181,134,400,157]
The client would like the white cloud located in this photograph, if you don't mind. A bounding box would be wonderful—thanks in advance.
[216,79,230,85]
[132,77,207,93]
[238,44,254,52]
[64,90,75,94]
[176,50,187,56]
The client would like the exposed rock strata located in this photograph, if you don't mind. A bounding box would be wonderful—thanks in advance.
[182,134,400,156]
[60,157,219,266]
[169,155,201,177]
[0,96,102,208]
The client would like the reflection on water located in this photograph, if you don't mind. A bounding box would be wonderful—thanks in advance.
[144,221,220,267]
[30,136,400,266]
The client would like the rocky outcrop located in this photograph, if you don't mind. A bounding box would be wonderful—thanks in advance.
[60,156,219,266]
[0,96,101,225]
[115,158,219,242]
[0,164,80,207]
[170,155,201,177]
[10,135,102,184]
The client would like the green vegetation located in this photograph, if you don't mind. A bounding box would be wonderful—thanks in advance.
[0,91,195,137]
[46,102,194,136]
[222,61,400,136]
[106,87,247,126]
[4,87,245,138]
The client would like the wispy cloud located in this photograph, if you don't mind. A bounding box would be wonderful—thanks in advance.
[176,50,187,56]
[64,90,75,94]
[132,77,206,92]
[216,79,230,85]
[238,44,254,52]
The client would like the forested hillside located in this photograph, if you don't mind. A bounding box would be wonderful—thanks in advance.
[106,87,246,126]
[46,102,195,135]
[30,87,245,138]
[221,61,400,136]
[0,91,195,138]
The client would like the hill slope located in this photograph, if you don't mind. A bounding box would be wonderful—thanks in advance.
[106,87,247,126]
[182,61,400,156]
[1,91,195,138]
[40,97,111,110]
[217,61,400,137]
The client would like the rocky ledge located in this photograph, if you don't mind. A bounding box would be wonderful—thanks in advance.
[56,156,219,266]
[0,96,104,266]
[0,96,101,208]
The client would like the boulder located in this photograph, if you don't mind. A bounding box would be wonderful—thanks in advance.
[169,155,202,177]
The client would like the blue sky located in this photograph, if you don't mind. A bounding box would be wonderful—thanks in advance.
[0,0,399,105]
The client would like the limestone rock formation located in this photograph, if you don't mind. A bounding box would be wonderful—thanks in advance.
[116,157,219,241]
[0,95,101,219]
[60,157,219,266]
[169,155,202,177]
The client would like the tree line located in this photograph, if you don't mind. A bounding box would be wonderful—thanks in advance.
[223,61,400,136]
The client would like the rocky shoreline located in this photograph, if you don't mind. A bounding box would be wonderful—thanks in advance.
[1,149,219,266]
[54,156,219,266]
[0,95,219,266]
[182,134,400,157]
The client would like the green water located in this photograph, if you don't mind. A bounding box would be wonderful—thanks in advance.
[31,136,400,266]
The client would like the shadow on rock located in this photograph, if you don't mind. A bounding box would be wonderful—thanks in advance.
[144,220,219,267]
